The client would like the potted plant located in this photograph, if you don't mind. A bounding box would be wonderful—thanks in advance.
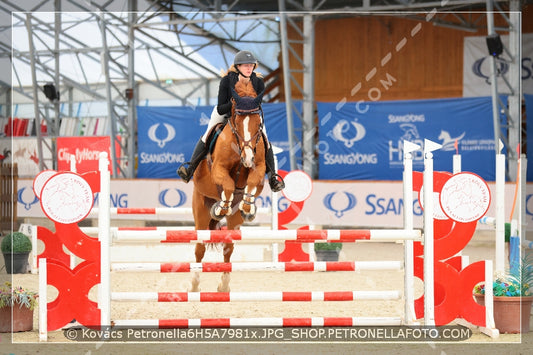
[1,231,32,274]
[0,282,37,332]
[474,255,533,333]
[314,242,342,261]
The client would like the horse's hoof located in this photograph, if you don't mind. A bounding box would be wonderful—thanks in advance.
[209,204,224,221]
[217,285,230,293]
[241,210,256,222]
[188,285,200,292]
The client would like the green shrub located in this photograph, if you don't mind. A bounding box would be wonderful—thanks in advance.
[1,232,32,253]
[314,242,342,251]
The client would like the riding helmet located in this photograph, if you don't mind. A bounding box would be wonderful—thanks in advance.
[234,50,257,67]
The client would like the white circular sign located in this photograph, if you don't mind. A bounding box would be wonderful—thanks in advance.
[439,172,491,223]
[33,170,57,198]
[40,172,94,224]
[281,170,313,202]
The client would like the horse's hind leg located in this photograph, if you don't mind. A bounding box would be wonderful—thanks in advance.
[217,242,234,292]
[189,243,206,292]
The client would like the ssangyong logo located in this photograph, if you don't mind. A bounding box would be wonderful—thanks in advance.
[323,191,357,218]
[159,188,187,208]
[148,123,176,148]
[18,187,40,210]
[326,119,366,148]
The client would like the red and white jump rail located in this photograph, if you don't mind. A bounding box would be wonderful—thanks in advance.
[113,316,402,328]
[110,260,403,273]
[89,207,270,216]
[79,225,195,235]
[111,290,401,302]
[113,229,421,243]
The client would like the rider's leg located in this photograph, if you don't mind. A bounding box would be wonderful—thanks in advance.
[262,126,285,192]
[177,107,226,183]
[177,139,207,183]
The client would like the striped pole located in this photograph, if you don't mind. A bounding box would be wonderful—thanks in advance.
[113,316,403,328]
[80,226,195,234]
[478,216,496,227]
[114,229,421,243]
[90,207,270,215]
[111,290,401,302]
[111,260,403,273]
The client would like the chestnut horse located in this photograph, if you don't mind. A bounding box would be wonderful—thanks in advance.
[189,80,266,292]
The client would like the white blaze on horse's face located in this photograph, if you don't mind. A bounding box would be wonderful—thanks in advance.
[241,115,254,168]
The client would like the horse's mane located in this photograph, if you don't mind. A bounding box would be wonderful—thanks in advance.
[234,80,257,98]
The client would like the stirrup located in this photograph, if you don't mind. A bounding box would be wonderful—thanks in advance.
[269,173,285,192]
[177,163,192,183]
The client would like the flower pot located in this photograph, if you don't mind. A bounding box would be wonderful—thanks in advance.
[474,295,533,333]
[315,250,340,261]
[0,305,34,332]
[2,252,30,274]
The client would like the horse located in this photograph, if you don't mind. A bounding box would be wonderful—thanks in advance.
[189,80,266,292]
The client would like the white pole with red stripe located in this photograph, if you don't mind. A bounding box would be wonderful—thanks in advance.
[110,260,403,273]
[113,228,421,243]
[90,206,270,216]
[113,316,402,328]
[111,290,401,302]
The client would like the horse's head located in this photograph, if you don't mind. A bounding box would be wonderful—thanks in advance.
[229,83,264,168]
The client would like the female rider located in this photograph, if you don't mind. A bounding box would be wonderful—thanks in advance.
[177,50,285,192]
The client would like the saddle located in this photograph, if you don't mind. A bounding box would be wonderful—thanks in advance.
[206,122,226,154]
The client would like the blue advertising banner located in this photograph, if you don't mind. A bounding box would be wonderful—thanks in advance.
[137,102,301,178]
[262,101,302,172]
[137,105,212,178]
[527,94,533,182]
[317,96,499,181]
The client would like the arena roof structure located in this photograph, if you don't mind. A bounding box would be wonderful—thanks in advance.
[0,0,527,179]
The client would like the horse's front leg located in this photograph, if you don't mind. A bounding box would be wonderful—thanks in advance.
[189,243,206,292]
[239,185,257,222]
[211,170,235,221]
[239,167,265,221]
[217,243,234,292]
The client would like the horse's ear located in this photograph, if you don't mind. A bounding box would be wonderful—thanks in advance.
[231,87,241,102]
[253,90,265,106]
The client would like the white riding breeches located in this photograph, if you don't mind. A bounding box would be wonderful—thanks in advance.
[201,106,269,144]
[201,107,227,142]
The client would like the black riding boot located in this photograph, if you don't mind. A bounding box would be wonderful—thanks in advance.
[177,140,208,183]
[265,144,285,192]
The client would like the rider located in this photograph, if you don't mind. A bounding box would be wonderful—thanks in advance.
[177,50,285,192]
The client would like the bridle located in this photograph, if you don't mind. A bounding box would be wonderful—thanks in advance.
[227,100,264,188]
[229,105,264,156]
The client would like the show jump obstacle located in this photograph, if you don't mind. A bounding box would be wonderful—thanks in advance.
[35,140,498,341]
